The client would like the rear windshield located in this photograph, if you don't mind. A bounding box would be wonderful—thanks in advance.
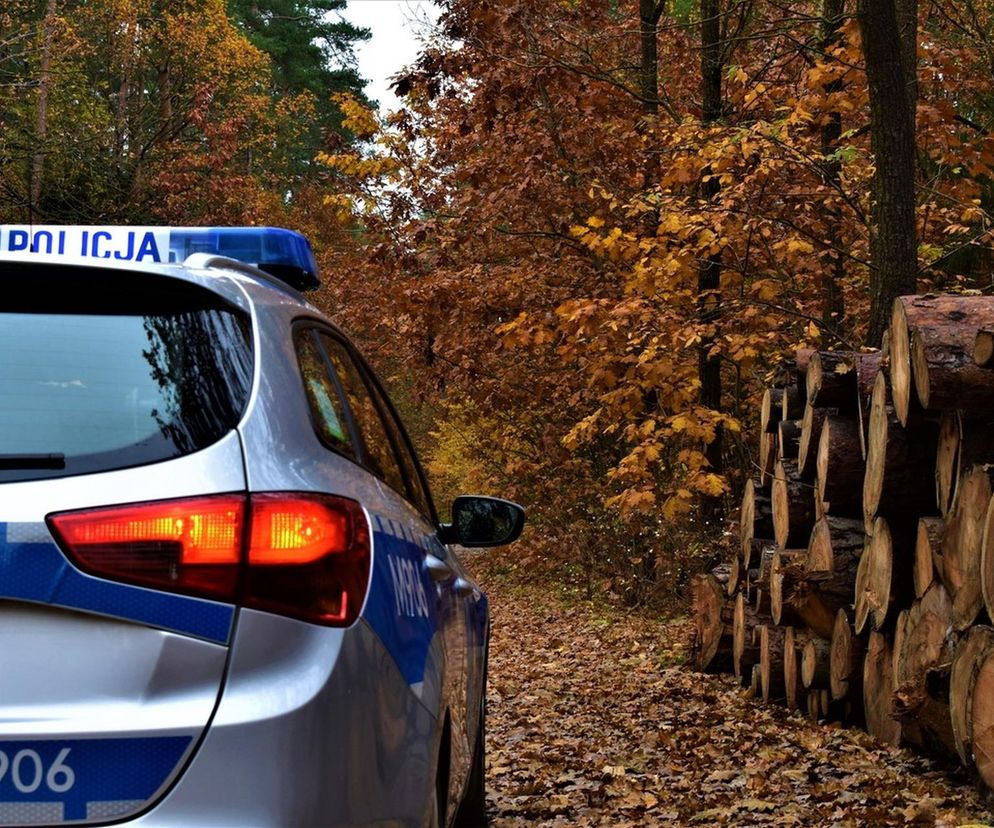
[0,264,253,482]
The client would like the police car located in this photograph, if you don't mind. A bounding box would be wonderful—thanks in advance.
[0,225,523,827]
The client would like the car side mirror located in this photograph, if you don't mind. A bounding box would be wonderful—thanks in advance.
[440,496,525,548]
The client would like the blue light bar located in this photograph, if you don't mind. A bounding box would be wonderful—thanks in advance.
[0,225,321,290]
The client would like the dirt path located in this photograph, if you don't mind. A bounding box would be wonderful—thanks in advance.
[470,557,994,827]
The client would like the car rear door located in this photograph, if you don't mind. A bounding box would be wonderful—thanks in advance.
[0,262,252,825]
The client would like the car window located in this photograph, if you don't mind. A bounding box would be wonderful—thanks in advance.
[318,334,407,497]
[295,330,357,461]
[365,376,433,518]
[0,264,252,482]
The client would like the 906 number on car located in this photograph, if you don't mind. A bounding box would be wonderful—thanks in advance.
[0,747,74,794]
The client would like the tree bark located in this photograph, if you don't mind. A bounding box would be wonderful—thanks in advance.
[698,0,724,518]
[819,0,847,336]
[857,0,918,345]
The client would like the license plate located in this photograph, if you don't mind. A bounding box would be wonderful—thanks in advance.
[0,736,191,823]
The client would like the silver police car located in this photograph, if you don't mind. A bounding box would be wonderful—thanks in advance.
[0,225,523,827]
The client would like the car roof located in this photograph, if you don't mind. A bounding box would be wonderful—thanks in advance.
[0,247,329,320]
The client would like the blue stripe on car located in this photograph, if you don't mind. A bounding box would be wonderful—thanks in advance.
[0,523,234,643]
[0,736,191,821]
[362,526,437,686]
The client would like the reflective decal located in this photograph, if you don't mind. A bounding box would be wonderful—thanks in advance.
[0,523,233,643]
[0,736,190,822]
[362,526,438,686]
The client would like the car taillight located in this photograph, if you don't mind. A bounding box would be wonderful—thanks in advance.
[47,493,371,627]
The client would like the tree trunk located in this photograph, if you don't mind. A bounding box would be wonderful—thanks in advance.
[698,0,723,519]
[30,0,58,217]
[819,0,847,336]
[857,0,918,346]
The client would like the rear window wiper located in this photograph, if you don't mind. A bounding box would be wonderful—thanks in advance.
[0,453,66,470]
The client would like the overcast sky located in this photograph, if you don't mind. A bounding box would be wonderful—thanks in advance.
[342,1,441,114]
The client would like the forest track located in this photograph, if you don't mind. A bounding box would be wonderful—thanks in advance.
[470,554,994,827]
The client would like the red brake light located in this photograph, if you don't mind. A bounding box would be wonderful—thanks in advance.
[47,493,371,626]
[248,495,349,565]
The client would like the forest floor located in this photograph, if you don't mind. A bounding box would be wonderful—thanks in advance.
[466,553,994,827]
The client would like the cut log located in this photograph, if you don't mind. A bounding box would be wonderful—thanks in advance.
[914,517,945,599]
[894,667,957,761]
[784,626,802,711]
[863,631,901,746]
[761,387,785,434]
[806,351,857,410]
[794,348,816,382]
[777,419,802,461]
[692,573,733,672]
[780,384,805,422]
[970,650,994,790]
[733,591,762,681]
[935,411,994,517]
[785,582,837,640]
[740,479,774,566]
[726,551,742,598]
[798,402,838,482]
[830,609,864,702]
[759,432,777,489]
[983,495,994,624]
[854,517,914,634]
[807,516,864,610]
[863,370,939,531]
[815,416,865,517]
[943,464,994,630]
[893,582,955,691]
[951,625,994,769]
[773,459,816,548]
[769,548,806,625]
[760,624,786,702]
[975,327,994,368]
[855,351,884,460]
[801,636,832,690]
[750,663,762,697]
[907,295,994,414]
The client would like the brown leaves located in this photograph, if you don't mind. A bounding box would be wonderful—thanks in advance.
[475,554,994,827]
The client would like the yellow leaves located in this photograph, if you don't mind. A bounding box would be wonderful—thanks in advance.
[331,92,380,140]
[587,215,605,228]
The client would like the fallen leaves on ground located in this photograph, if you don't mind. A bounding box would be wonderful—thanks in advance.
[470,558,994,827]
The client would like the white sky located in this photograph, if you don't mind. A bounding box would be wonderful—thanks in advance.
[342,1,441,114]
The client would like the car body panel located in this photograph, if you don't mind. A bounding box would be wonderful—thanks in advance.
[0,246,492,827]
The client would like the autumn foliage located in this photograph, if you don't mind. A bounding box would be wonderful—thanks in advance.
[6,0,994,600]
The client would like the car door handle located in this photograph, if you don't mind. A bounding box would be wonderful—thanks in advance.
[454,577,475,598]
[424,554,453,582]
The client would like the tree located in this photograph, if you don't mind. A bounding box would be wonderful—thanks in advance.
[227,0,369,167]
[857,0,917,345]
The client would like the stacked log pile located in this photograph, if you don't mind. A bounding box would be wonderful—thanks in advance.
[691,294,994,791]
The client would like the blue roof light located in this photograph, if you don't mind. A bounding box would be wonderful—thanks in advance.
[0,225,321,290]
